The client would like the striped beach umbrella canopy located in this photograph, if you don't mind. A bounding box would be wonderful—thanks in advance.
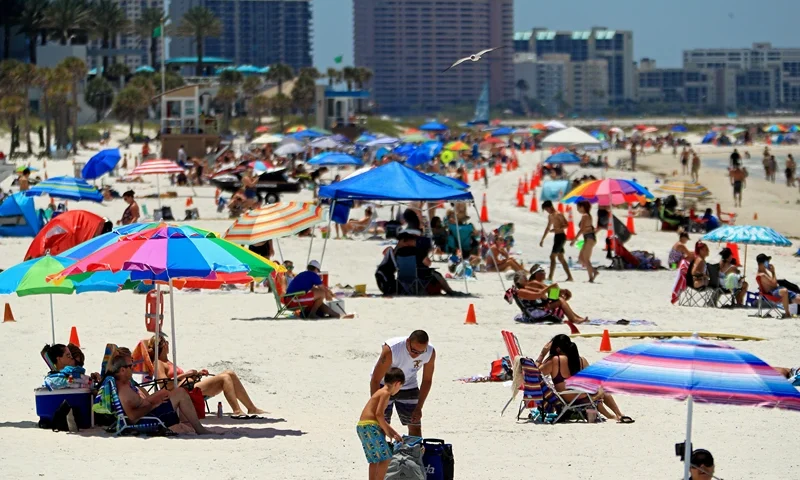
[223,202,325,244]
[285,125,307,133]
[25,176,103,203]
[444,141,469,151]
[129,159,185,175]
[567,335,800,478]
[561,178,653,206]
[656,180,711,199]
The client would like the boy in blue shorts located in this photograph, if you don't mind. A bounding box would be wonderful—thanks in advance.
[358,367,404,480]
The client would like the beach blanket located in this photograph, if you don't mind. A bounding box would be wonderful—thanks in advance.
[514,316,656,326]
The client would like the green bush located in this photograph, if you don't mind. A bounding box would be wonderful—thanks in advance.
[76,126,102,143]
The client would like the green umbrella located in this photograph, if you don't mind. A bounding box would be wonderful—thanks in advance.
[401,133,432,143]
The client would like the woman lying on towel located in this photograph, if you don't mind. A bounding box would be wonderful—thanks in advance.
[147,335,266,419]
[536,334,634,424]
[42,343,101,390]
[514,266,588,324]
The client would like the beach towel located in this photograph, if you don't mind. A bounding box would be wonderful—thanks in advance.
[671,259,689,304]
[587,319,657,326]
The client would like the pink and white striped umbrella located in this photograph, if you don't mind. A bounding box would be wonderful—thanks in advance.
[129,159,185,175]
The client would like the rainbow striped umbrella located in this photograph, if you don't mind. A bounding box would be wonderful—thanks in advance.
[224,202,325,245]
[567,335,800,478]
[561,178,653,206]
[444,141,469,151]
[25,176,103,203]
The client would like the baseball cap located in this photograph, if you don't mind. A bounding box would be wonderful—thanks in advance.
[756,253,771,265]
[691,449,714,468]
[307,260,321,270]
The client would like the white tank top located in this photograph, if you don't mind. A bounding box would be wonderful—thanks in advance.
[384,336,434,390]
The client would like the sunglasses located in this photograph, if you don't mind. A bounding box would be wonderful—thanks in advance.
[407,341,427,355]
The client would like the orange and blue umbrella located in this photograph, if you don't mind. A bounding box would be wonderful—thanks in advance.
[561,178,653,206]
[567,336,800,478]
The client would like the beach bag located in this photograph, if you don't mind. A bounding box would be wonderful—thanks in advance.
[385,440,425,480]
[187,387,206,419]
[51,400,79,433]
[489,356,513,381]
[422,439,454,480]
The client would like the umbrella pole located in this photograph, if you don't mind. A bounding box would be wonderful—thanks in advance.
[319,200,335,269]
[275,238,285,262]
[153,284,160,390]
[743,244,748,278]
[472,202,505,291]
[49,294,55,345]
[683,395,694,480]
[453,207,469,294]
[156,176,162,210]
[306,226,315,266]
[169,279,178,389]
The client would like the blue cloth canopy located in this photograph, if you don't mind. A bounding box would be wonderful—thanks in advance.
[491,127,514,136]
[0,192,41,237]
[319,162,473,202]
[419,122,448,131]
[405,148,432,167]
[307,152,363,166]
[671,125,688,133]
[545,152,582,164]
[701,132,717,144]
[82,149,121,180]
[428,174,469,190]
[393,143,417,156]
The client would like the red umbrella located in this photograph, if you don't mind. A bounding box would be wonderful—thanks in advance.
[254,126,270,133]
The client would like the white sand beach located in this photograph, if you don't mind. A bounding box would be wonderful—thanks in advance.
[0,131,799,479]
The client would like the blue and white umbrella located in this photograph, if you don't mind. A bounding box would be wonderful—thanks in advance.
[544,152,582,164]
[366,137,399,147]
[701,225,791,247]
[25,176,103,203]
[307,152,363,166]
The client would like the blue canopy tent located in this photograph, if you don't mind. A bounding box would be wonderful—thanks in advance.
[419,122,449,131]
[0,192,43,237]
[428,174,469,190]
[545,152,582,164]
[318,162,488,292]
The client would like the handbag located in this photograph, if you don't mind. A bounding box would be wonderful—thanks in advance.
[187,387,206,419]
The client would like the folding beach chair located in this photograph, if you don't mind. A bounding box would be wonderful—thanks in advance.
[131,340,211,412]
[706,263,735,308]
[269,271,311,318]
[507,289,564,324]
[395,255,430,295]
[350,204,381,240]
[754,276,784,318]
[93,376,174,436]
[716,204,736,225]
[676,259,714,307]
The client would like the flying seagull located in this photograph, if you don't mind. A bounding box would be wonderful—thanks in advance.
[442,47,504,73]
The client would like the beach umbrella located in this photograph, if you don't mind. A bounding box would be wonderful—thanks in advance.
[254,126,270,133]
[308,127,333,136]
[444,141,469,151]
[608,127,623,134]
[401,133,430,143]
[789,125,800,133]
[82,148,121,180]
[763,125,785,133]
[656,181,711,200]
[285,125,307,133]
[25,176,103,203]
[589,130,606,140]
[642,126,658,134]
[405,148,433,167]
[419,121,448,131]
[134,65,155,73]
[490,127,515,137]
[544,152,582,164]
[529,128,542,135]
[701,225,791,275]
[545,120,567,130]
[251,134,283,144]
[129,159,185,209]
[561,178,654,206]
[308,152,363,166]
[355,134,376,144]
[671,125,688,133]
[0,255,130,343]
[290,130,324,140]
[15,165,38,173]
[481,137,504,145]
[223,201,325,245]
[393,143,418,156]
[275,143,305,156]
[365,137,400,147]
[428,174,469,191]
[310,137,342,149]
[566,335,800,479]
[531,123,547,131]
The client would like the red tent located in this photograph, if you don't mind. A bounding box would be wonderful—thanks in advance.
[25,210,107,260]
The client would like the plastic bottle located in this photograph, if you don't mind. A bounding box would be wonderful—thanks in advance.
[568,256,573,268]
[217,401,223,418]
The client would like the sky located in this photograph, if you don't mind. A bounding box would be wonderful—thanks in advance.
[312,0,796,71]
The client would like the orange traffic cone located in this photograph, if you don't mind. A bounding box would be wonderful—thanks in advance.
[464,303,477,325]
[3,303,15,322]
[530,190,539,213]
[506,161,512,172]
[517,189,525,208]
[69,326,80,347]
[473,169,480,181]
[626,204,636,234]
[523,174,529,194]
[557,203,564,214]
[599,329,612,352]
[480,194,489,222]
[186,197,194,207]
[494,162,502,175]
[529,173,536,190]
[566,207,576,241]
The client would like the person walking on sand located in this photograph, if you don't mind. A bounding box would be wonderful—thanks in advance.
[680,147,689,175]
[357,368,404,480]
[785,154,795,187]
[691,151,701,182]
[730,165,746,207]
[369,330,435,438]
[539,200,573,282]
[571,201,598,282]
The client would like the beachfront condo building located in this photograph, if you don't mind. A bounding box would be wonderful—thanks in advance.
[169,0,312,71]
[353,0,514,114]
[683,43,800,109]
[635,58,729,111]
[517,27,635,106]
[85,0,165,71]
[514,53,609,114]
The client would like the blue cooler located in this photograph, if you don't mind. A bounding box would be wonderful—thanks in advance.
[35,388,94,429]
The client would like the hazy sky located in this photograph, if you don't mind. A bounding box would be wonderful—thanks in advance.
[313,0,796,70]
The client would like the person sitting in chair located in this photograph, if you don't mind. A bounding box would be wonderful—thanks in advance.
[756,253,800,318]
[484,238,525,273]
[285,260,355,318]
[42,344,100,389]
[512,266,587,324]
[394,228,463,296]
[340,206,377,238]
[691,242,710,289]
[719,247,748,305]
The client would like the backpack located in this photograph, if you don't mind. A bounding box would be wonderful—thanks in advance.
[51,400,79,433]
[385,441,425,480]
[422,439,454,480]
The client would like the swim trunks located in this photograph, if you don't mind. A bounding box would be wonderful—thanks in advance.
[356,420,393,464]
[772,288,797,302]
[146,401,180,428]
[551,233,566,255]
[383,387,419,426]
[733,180,742,195]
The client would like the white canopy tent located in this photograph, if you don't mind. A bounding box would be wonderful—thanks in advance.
[541,127,601,147]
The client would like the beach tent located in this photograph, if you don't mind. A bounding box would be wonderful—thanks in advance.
[419,121,449,131]
[541,127,601,147]
[0,192,42,237]
[25,210,107,260]
[701,132,717,144]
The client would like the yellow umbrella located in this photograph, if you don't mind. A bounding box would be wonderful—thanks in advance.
[445,141,469,151]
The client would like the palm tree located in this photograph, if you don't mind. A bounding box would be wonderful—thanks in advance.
[250,95,269,128]
[59,56,86,153]
[215,85,238,132]
[134,7,165,68]
[175,6,222,76]
[36,66,58,152]
[10,62,39,153]
[291,75,316,124]
[106,62,130,89]
[46,0,91,46]
[268,93,292,131]
[266,63,294,95]
[342,66,356,91]
[326,67,341,88]
[89,0,128,75]
[113,85,146,136]
[17,0,49,64]
[128,75,156,133]
[0,59,24,154]
[515,79,529,100]
[219,69,243,87]
[241,76,262,131]
[0,96,24,154]
[85,75,114,122]
[49,65,72,149]
[354,67,372,89]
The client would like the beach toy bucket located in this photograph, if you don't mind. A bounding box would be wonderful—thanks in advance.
[548,287,561,300]
[320,271,329,287]
[354,284,366,295]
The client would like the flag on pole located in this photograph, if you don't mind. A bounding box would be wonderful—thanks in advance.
[334,55,343,64]
[153,26,162,38]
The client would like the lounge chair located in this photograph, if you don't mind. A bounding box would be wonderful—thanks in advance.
[131,340,210,413]
[716,203,736,225]
[507,288,564,324]
[445,223,477,256]
[269,271,311,318]
[706,263,735,308]
[395,254,430,295]
[349,204,380,239]
[93,376,175,436]
[754,276,784,318]
[676,259,715,307]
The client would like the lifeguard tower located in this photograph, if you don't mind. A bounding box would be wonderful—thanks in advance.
[158,84,220,159]
[314,85,370,141]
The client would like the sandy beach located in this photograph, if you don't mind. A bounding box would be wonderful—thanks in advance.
[1,131,799,479]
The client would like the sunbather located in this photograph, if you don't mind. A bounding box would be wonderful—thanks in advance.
[42,344,100,389]
[285,260,355,318]
[691,241,710,289]
[668,232,693,266]
[756,254,800,318]
[513,266,587,324]
[535,334,633,423]
[340,206,376,238]
[484,239,525,273]
[146,335,266,418]
[719,247,748,305]
[111,347,214,434]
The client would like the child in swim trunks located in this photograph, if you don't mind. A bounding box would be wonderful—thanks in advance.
[357,367,405,480]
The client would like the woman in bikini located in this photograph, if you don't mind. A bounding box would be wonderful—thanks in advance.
[147,336,266,418]
[668,231,693,267]
[571,200,598,282]
[485,238,525,273]
[691,241,710,289]
[536,334,633,423]
[513,266,588,324]
[118,190,140,225]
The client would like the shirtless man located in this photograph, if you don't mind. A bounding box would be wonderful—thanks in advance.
[18,168,30,192]
[756,254,800,318]
[112,348,215,434]
[730,165,746,207]
[539,200,573,282]
[680,147,689,176]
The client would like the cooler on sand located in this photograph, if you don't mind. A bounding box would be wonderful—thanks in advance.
[35,387,94,429]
